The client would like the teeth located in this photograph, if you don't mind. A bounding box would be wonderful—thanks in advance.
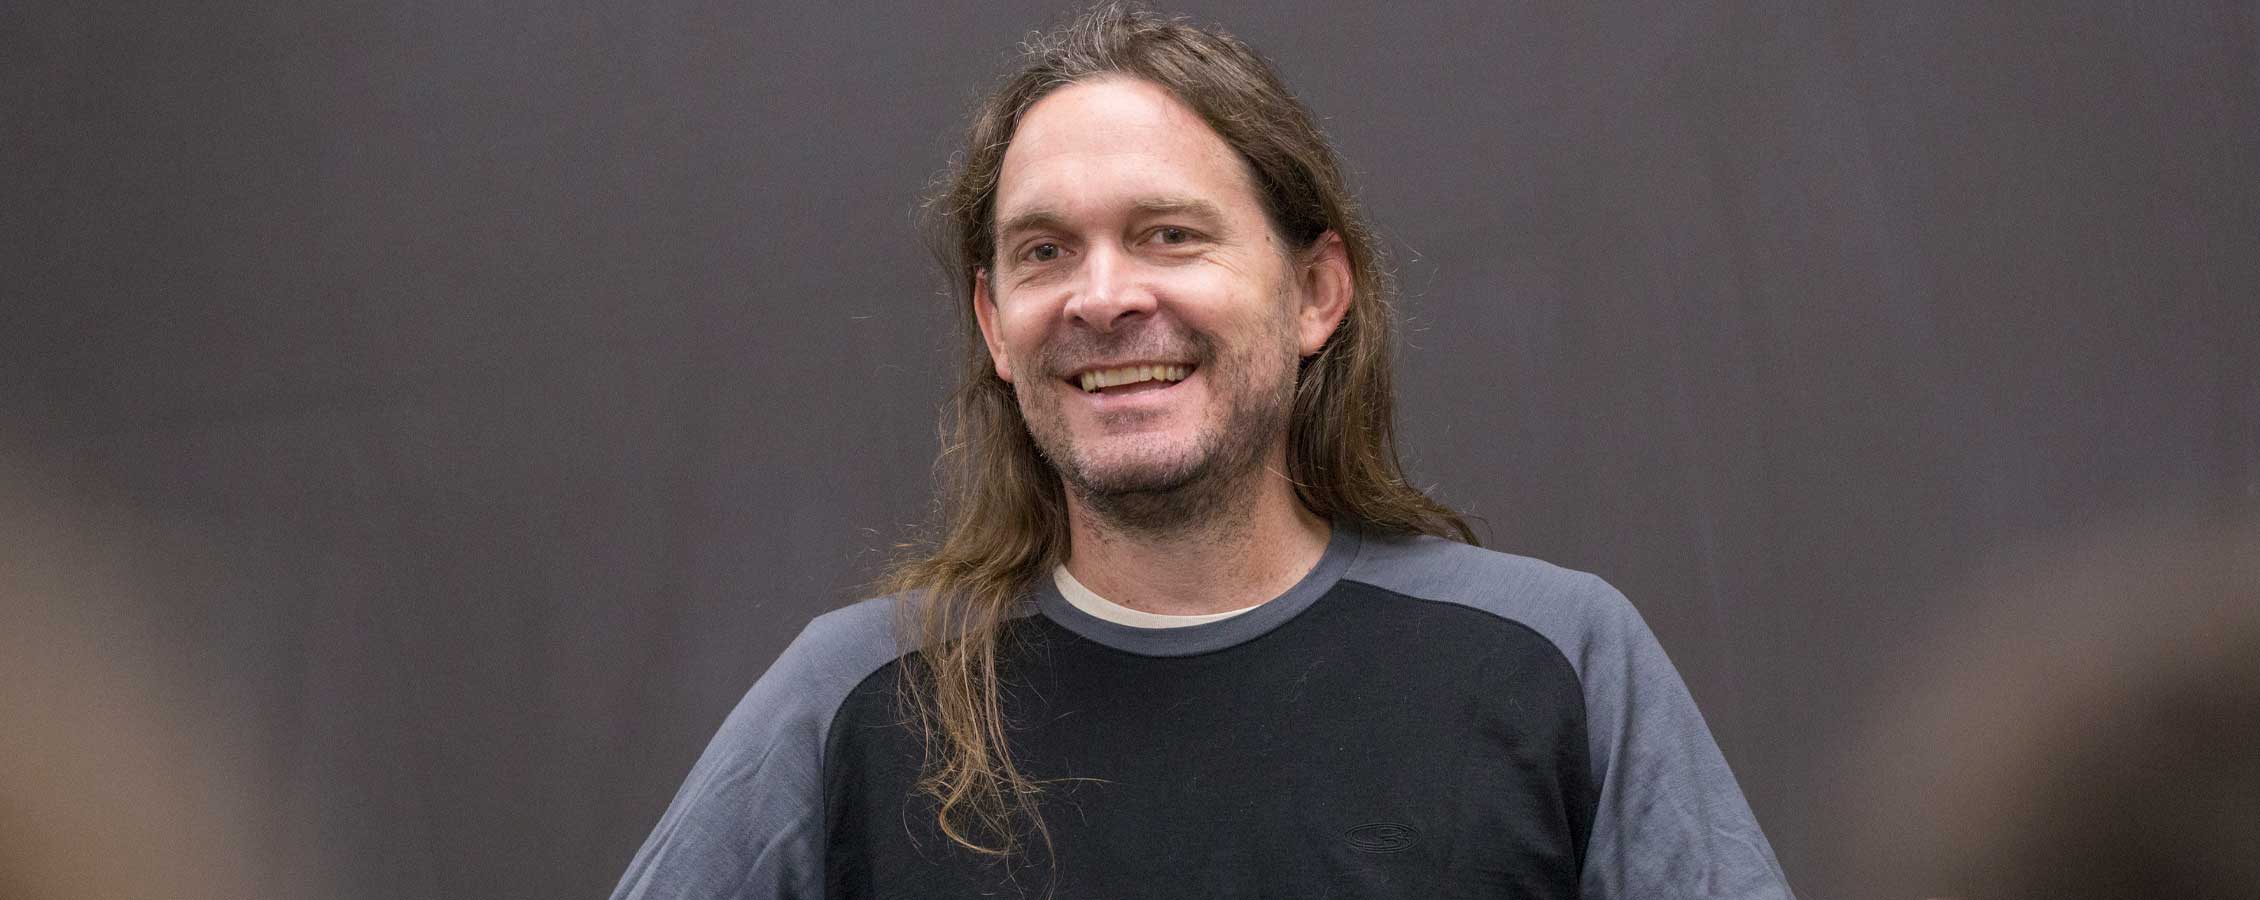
[1078,364,1192,393]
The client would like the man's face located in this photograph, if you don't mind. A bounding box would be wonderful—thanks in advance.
[973,77,1346,517]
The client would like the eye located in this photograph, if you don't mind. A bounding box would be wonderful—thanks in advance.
[1152,226,1193,245]
[1024,242,1062,263]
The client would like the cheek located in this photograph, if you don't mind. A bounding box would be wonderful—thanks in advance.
[1211,297,1302,355]
[998,306,1054,361]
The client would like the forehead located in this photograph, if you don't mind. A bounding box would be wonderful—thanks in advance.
[993,76,1263,229]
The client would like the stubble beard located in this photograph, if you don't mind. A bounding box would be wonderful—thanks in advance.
[1016,319,1301,538]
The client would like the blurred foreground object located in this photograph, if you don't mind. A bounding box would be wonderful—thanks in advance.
[1840,510,2260,900]
[0,446,300,900]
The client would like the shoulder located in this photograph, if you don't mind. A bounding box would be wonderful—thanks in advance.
[606,597,916,900]
[793,594,909,671]
[762,595,913,707]
[1342,530,1651,680]
[687,594,914,765]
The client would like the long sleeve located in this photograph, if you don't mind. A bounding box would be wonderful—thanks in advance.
[608,599,904,900]
[1566,575,1794,900]
[1341,533,1795,900]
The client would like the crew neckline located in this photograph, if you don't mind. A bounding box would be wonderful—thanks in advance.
[1035,524,1364,658]
[1052,565,1262,628]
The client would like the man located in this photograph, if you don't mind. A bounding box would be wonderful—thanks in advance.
[612,6,1793,898]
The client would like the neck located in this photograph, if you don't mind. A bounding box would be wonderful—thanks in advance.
[1061,446,1333,617]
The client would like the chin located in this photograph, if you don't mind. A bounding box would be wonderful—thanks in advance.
[1060,436,1217,498]
[1061,446,1241,532]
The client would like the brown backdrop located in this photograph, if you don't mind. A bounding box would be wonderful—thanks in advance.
[4,3,2254,899]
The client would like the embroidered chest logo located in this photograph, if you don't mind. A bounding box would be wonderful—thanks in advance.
[1343,822,1418,853]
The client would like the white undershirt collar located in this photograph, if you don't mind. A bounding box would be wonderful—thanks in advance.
[1051,565,1263,629]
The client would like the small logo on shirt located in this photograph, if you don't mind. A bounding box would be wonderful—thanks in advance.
[1344,822,1417,853]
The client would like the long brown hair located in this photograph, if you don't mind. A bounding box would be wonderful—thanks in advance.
[880,2,1476,858]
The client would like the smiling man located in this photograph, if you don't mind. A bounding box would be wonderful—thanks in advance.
[609,6,1793,899]
[976,73,1341,571]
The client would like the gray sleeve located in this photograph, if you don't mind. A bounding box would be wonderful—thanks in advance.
[1343,536,1792,899]
[608,599,903,900]
[1563,574,1793,900]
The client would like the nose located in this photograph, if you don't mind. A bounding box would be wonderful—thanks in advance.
[1061,244,1155,333]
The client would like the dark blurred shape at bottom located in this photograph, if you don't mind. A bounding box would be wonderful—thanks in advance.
[1837,508,2260,900]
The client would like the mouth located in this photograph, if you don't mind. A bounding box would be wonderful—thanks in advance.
[1067,363,1195,396]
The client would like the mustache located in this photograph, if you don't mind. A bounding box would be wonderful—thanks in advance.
[1037,325,1214,377]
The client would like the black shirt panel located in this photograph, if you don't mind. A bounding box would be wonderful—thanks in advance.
[823,580,1593,900]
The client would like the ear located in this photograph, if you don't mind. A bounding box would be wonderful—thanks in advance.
[972,268,1014,383]
[1295,231,1353,357]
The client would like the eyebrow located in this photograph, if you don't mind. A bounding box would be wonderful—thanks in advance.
[994,197,1230,248]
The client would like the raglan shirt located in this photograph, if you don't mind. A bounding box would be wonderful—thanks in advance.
[609,527,1794,900]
